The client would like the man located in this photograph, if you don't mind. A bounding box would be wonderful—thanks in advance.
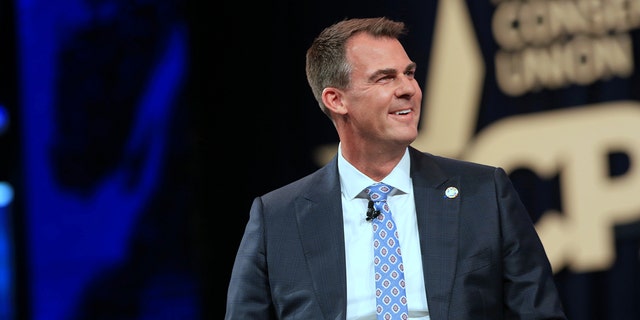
[225,17,567,319]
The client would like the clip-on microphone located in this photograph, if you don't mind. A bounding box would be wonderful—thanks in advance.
[365,200,381,221]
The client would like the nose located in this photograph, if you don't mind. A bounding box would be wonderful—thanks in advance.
[395,75,418,99]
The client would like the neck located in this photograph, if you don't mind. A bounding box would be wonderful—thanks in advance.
[340,141,407,181]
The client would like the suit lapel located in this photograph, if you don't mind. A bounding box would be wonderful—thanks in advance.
[295,158,347,320]
[410,148,460,320]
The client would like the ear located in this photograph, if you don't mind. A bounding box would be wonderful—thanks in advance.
[321,87,348,115]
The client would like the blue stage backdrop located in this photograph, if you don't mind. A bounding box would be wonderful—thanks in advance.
[11,0,202,319]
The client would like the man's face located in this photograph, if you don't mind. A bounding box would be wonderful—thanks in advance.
[341,33,423,148]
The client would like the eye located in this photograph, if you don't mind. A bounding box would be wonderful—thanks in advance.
[405,70,416,79]
[376,75,396,83]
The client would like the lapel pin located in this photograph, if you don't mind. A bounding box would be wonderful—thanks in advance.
[445,186,459,199]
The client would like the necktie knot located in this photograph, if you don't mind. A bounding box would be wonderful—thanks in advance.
[366,182,394,202]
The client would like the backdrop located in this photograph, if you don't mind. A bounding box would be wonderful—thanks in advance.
[0,0,639,319]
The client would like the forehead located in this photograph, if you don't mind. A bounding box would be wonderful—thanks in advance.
[345,33,410,70]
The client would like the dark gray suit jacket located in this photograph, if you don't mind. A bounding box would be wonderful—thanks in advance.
[225,147,566,319]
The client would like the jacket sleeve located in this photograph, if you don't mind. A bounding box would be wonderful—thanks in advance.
[225,197,276,319]
[495,167,567,319]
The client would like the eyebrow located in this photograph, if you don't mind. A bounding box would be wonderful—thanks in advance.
[368,62,417,82]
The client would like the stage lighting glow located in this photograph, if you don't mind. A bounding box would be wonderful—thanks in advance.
[0,106,8,135]
[0,183,13,207]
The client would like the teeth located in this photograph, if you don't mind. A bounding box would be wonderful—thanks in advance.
[395,110,410,115]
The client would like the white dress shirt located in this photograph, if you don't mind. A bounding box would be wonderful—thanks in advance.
[337,144,430,319]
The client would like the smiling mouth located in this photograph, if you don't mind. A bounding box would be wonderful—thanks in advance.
[394,109,411,115]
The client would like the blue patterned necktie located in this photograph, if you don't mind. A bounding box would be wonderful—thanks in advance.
[365,182,409,320]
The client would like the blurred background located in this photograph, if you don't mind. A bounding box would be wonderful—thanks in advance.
[1,0,640,319]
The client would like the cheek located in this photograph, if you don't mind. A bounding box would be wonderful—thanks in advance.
[348,105,382,131]
[346,89,395,118]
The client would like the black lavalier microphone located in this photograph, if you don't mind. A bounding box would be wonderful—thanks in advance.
[365,200,381,221]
